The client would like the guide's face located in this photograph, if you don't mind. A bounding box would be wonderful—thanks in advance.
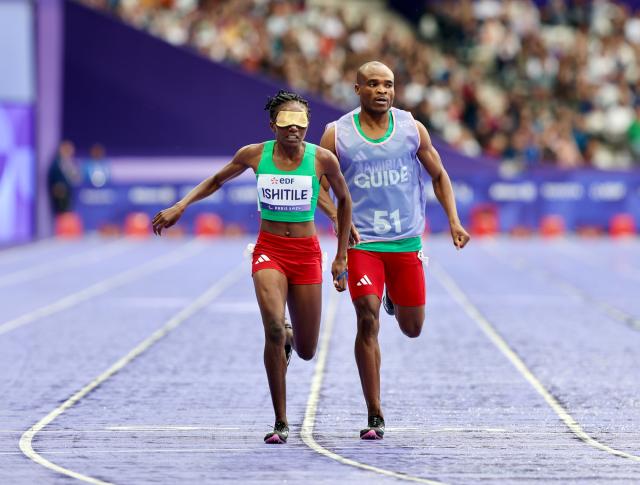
[271,102,309,148]
[356,67,395,114]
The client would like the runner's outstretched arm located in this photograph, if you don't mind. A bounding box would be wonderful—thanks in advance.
[152,144,258,235]
[415,121,470,249]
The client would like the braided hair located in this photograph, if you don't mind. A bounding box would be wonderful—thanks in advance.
[264,89,310,121]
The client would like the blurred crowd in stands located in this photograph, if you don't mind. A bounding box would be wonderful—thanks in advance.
[81,0,640,170]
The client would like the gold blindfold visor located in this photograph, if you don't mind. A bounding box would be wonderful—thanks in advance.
[275,111,309,128]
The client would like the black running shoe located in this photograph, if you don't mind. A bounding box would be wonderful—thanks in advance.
[264,421,289,444]
[284,319,293,366]
[382,288,395,316]
[360,415,385,440]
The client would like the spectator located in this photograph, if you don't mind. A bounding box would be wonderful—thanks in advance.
[83,0,640,170]
[84,143,111,188]
[47,140,79,215]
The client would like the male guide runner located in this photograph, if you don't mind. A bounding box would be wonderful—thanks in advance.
[319,62,470,440]
[152,91,352,444]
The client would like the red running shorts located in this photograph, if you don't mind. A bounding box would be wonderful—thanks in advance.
[251,230,323,285]
[347,248,426,306]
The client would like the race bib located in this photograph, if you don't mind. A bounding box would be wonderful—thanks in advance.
[257,174,312,212]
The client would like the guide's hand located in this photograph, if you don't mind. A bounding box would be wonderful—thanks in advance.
[348,223,361,247]
[450,222,470,250]
[333,219,361,247]
[331,257,348,292]
[152,204,183,236]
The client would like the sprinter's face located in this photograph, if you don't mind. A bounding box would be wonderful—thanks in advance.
[356,66,395,114]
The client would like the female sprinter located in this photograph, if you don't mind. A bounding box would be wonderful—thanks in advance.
[151,90,352,444]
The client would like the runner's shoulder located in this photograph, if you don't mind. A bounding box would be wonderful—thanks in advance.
[315,144,338,162]
[323,122,336,136]
[318,125,338,154]
[234,143,265,164]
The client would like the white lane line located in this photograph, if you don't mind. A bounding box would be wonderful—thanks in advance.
[431,428,507,433]
[104,426,240,431]
[1,427,241,433]
[431,261,640,463]
[0,240,130,288]
[19,264,245,485]
[301,291,447,485]
[5,428,637,436]
[483,245,640,332]
[0,239,204,337]
[4,448,248,455]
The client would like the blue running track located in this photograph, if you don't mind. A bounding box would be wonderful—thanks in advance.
[1,236,639,484]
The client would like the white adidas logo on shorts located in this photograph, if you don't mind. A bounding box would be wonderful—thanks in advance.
[255,254,271,264]
[356,274,373,286]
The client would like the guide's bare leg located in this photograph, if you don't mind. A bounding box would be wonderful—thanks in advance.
[353,295,383,417]
[395,305,425,338]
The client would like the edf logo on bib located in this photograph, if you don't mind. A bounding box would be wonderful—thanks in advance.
[270,176,295,185]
